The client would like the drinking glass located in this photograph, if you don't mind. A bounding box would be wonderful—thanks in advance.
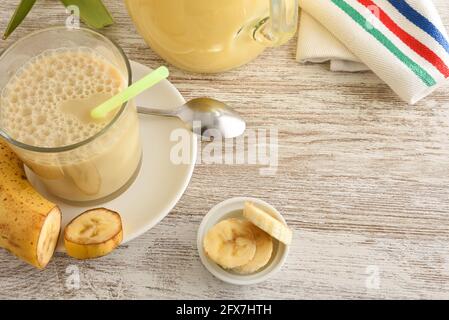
[0,27,142,203]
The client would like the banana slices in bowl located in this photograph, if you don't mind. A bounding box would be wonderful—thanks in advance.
[198,197,292,285]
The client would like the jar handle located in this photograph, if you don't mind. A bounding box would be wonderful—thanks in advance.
[254,0,298,47]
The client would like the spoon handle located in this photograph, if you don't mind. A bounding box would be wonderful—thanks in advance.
[136,106,177,117]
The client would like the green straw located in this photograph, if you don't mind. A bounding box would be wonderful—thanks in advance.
[90,66,169,119]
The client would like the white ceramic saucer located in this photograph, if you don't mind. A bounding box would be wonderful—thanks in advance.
[25,61,197,251]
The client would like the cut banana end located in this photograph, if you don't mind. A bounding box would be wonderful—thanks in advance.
[243,202,292,245]
[64,208,123,259]
[233,225,273,274]
[37,207,62,269]
[203,218,256,269]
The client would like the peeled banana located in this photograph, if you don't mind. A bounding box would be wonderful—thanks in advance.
[203,218,256,269]
[243,202,292,245]
[0,140,61,269]
[64,208,123,259]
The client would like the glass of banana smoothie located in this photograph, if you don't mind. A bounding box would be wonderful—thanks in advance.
[0,27,142,203]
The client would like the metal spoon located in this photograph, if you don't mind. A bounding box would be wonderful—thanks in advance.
[137,98,246,139]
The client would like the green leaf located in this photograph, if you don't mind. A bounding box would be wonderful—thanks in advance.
[59,0,114,29]
[3,0,37,40]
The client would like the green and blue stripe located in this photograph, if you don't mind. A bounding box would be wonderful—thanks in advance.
[331,0,437,87]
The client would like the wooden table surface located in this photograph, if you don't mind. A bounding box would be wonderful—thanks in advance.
[1,0,449,300]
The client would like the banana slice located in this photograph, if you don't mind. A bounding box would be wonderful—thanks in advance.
[203,218,256,269]
[64,162,101,196]
[243,202,292,245]
[233,225,273,274]
[64,208,123,259]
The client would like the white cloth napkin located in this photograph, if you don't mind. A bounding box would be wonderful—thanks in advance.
[296,0,449,103]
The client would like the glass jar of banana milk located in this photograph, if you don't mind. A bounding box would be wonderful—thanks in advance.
[0,27,142,203]
[125,0,298,73]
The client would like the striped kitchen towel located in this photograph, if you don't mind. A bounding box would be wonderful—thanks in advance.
[297,0,449,104]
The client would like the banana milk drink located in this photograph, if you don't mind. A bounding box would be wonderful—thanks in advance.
[0,48,141,202]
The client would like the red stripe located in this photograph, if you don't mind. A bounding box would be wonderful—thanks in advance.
[357,0,449,78]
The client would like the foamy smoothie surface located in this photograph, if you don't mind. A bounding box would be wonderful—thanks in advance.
[0,48,125,148]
